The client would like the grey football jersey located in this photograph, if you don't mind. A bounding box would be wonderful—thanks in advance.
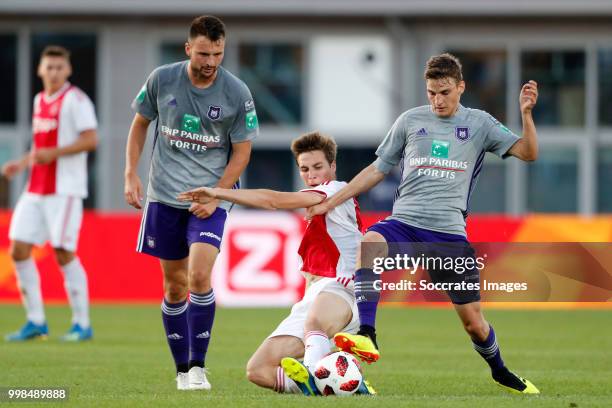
[132,62,258,209]
[374,104,520,236]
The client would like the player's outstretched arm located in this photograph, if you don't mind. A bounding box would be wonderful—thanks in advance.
[178,187,325,210]
[306,163,385,219]
[124,113,150,209]
[508,80,539,162]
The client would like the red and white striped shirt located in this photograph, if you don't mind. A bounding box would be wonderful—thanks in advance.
[298,180,363,282]
[29,82,97,198]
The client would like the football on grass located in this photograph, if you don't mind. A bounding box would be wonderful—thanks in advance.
[313,351,363,396]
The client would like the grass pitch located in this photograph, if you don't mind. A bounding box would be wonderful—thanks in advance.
[1,305,611,407]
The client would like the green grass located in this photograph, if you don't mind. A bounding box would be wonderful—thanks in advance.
[0,305,611,407]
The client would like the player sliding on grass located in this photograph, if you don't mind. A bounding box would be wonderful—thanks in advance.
[179,132,375,396]
[307,53,541,395]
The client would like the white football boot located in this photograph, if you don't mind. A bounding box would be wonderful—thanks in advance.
[188,366,212,390]
[176,372,190,390]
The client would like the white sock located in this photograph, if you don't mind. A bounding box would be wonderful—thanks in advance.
[14,258,45,325]
[275,367,301,394]
[61,257,90,328]
[303,330,331,371]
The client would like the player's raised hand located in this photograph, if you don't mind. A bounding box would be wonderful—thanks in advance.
[124,172,144,209]
[520,80,538,114]
[177,187,217,204]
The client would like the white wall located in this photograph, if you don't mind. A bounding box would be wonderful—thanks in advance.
[309,35,392,137]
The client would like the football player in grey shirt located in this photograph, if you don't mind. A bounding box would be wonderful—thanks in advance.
[309,53,540,394]
[124,15,257,391]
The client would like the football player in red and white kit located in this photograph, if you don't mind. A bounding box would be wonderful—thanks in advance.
[2,45,98,342]
[178,131,375,395]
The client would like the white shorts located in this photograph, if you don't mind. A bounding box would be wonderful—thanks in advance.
[268,277,359,340]
[9,193,83,252]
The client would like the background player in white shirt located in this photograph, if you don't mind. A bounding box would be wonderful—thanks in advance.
[179,132,375,395]
[2,45,98,342]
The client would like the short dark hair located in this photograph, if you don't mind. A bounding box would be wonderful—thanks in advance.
[291,131,337,165]
[189,15,226,41]
[424,53,463,83]
[40,45,71,61]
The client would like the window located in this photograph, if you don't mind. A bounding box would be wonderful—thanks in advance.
[447,50,507,123]
[527,148,578,212]
[244,149,294,192]
[336,147,394,211]
[31,33,97,106]
[0,143,12,208]
[160,42,304,126]
[597,148,612,213]
[521,51,585,126]
[468,157,506,213]
[160,42,186,65]
[30,33,98,208]
[598,50,612,126]
[239,44,303,125]
[363,167,401,212]
[0,34,17,124]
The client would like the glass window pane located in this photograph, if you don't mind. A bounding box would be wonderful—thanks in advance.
[336,147,395,211]
[239,44,303,125]
[468,158,506,213]
[598,50,612,126]
[31,33,97,106]
[447,50,507,123]
[0,143,13,208]
[597,148,612,213]
[30,33,98,208]
[363,167,401,212]
[160,42,186,65]
[527,147,578,212]
[521,51,585,126]
[0,34,17,124]
[244,149,294,192]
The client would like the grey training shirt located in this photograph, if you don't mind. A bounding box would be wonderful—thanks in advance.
[374,104,520,236]
[132,61,258,209]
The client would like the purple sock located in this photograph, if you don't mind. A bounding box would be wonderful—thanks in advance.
[161,299,189,373]
[472,324,506,373]
[188,290,216,367]
[354,268,380,328]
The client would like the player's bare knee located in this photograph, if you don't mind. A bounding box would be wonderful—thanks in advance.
[164,282,188,303]
[362,231,387,245]
[53,248,75,266]
[304,313,329,334]
[9,242,32,262]
[245,365,259,385]
[188,272,212,293]
[245,359,271,387]
[361,231,388,269]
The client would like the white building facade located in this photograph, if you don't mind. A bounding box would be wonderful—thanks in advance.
[0,0,611,214]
